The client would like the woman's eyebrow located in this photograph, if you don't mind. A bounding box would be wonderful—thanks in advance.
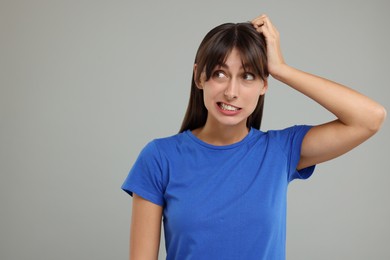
[216,63,229,69]
[216,63,248,70]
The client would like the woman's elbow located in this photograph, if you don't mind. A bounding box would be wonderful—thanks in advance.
[367,105,387,133]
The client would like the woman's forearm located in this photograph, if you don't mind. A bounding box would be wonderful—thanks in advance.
[273,64,386,132]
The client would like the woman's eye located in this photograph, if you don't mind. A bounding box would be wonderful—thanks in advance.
[213,71,226,78]
[243,73,255,81]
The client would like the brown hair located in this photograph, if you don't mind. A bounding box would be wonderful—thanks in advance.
[179,22,269,133]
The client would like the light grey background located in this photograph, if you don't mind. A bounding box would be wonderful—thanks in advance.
[1,0,389,259]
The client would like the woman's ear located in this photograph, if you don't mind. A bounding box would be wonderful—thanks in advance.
[259,78,268,95]
[194,64,203,89]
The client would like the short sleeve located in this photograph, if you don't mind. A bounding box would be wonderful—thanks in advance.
[121,141,165,206]
[270,125,316,182]
[288,125,316,182]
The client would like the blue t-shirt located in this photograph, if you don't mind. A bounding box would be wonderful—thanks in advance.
[122,126,315,259]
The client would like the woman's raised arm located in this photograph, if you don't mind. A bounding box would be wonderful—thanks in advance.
[252,15,387,169]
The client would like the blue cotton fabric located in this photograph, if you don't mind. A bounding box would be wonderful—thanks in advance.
[122,125,315,260]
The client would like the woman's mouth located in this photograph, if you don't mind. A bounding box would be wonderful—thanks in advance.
[217,102,241,111]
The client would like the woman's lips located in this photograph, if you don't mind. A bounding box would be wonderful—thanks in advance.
[218,102,240,111]
[216,102,242,115]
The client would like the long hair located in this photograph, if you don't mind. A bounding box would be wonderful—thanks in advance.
[179,22,269,133]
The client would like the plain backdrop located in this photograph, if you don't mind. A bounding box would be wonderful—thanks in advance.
[1,0,389,259]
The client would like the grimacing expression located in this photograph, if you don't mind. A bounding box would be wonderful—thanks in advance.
[197,48,267,129]
[180,22,269,132]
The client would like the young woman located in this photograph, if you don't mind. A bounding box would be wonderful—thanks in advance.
[122,15,386,259]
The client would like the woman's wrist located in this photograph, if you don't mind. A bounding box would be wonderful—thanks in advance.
[269,63,292,82]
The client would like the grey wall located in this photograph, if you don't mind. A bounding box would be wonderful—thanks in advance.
[1,0,389,259]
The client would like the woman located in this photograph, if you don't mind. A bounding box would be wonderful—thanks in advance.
[122,15,386,259]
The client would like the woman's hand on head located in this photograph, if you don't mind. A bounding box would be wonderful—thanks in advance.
[251,14,286,78]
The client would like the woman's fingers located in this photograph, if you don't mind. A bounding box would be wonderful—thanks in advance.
[251,14,266,28]
[251,14,285,76]
[251,15,267,32]
[252,15,278,37]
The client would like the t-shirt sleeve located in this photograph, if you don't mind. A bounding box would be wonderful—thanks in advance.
[288,125,316,182]
[121,141,165,206]
[272,125,316,182]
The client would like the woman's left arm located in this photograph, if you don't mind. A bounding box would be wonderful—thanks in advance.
[276,65,386,170]
[252,15,387,170]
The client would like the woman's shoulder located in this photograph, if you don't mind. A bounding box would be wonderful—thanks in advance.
[252,125,313,149]
[152,130,189,146]
[261,125,313,136]
[142,130,190,155]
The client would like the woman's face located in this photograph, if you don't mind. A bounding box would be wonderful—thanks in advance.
[197,48,267,130]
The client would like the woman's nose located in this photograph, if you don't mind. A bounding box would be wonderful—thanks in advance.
[224,79,239,101]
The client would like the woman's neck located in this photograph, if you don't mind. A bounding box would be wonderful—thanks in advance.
[192,122,249,146]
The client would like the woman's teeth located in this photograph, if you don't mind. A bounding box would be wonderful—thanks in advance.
[219,103,239,111]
